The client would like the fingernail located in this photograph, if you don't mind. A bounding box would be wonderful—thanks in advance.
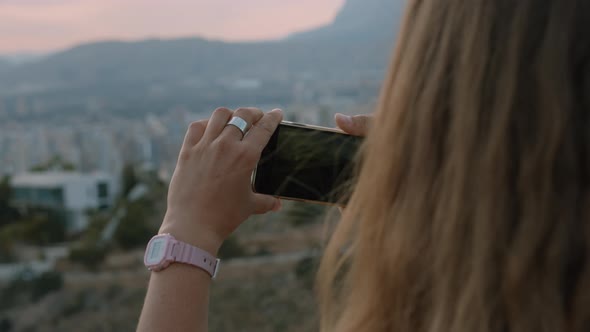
[336,113,353,127]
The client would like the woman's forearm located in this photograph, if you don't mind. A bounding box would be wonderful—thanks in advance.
[137,263,212,332]
[137,217,222,332]
[137,108,283,331]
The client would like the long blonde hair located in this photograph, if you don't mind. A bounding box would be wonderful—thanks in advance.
[318,0,590,331]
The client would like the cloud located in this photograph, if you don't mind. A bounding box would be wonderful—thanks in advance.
[0,0,345,53]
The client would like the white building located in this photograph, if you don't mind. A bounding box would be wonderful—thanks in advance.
[11,172,118,233]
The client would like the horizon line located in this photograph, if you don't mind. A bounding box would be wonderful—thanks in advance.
[0,26,320,57]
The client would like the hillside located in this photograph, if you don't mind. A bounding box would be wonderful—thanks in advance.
[0,0,404,118]
[289,0,404,42]
[0,60,10,74]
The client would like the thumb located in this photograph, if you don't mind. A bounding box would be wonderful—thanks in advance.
[335,113,372,137]
[252,194,282,214]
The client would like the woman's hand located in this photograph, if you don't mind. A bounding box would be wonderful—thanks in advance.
[335,113,372,136]
[160,107,283,254]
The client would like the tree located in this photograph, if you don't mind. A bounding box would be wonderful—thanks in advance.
[0,271,64,310]
[69,245,108,270]
[69,214,110,269]
[285,202,327,227]
[30,155,75,172]
[0,229,15,263]
[19,211,66,245]
[114,200,155,250]
[121,164,138,197]
[217,236,248,259]
[31,271,64,301]
[294,257,319,290]
[0,318,12,332]
[0,176,19,228]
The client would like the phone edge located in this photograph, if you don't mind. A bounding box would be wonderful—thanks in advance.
[280,121,350,135]
[250,120,353,207]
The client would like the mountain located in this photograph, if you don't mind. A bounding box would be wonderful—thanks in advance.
[290,0,404,42]
[0,53,46,65]
[0,0,404,118]
[0,59,11,74]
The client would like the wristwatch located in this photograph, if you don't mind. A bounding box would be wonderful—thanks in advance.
[144,234,220,279]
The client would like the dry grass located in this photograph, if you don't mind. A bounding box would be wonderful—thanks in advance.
[2,208,327,332]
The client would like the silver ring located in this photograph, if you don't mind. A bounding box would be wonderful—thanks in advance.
[226,116,249,138]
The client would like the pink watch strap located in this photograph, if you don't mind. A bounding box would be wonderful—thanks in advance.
[171,240,220,278]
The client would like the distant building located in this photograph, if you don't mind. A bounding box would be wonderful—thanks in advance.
[11,172,118,233]
[227,78,261,90]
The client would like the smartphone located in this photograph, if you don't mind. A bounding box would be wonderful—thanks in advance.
[252,121,363,205]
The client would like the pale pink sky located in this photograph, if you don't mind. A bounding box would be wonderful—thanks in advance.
[0,0,345,54]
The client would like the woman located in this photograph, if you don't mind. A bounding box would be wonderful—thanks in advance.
[138,0,590,331]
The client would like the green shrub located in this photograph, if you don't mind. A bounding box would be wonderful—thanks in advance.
[61,290,89,317]
[0,318,12,332]
[31,271,64,301]
[218,236,248,259]
[121,164,138,197]
[69,245,108,270]
[294,257,319,290]
[254,246,272,257]
[0,228,16,263]
[81,213,109,243]
[285,202,327,227]
[30,156,75,172]
[0,247,14,263]
[114,201,156,250]
[0,175,20,228]
[19,211,66,245]
[0,271,64,310]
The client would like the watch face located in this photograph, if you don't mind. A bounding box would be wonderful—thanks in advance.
[146,236,168,265]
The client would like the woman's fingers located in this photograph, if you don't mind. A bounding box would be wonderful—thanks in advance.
[163,107,286,254]
[252,194,282,214]
[183,120,208,147]
[335,113,373,137]
[243,109,283,151]
[203,107,233,141]
[218,107,264,141]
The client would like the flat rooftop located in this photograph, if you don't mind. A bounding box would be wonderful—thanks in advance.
[11,172,112,188]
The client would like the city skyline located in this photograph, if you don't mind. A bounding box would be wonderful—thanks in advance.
[0,0,345,54]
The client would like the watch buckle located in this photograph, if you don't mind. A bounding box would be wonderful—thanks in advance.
[212,259,221,279]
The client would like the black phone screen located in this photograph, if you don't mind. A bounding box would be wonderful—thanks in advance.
[253,123,363,204]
